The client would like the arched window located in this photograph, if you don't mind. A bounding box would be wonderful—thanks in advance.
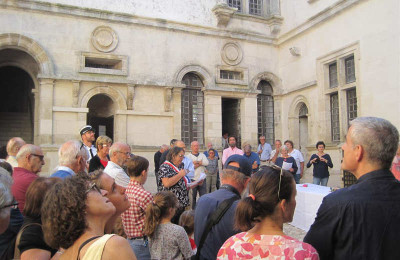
[87,94,115,140]
[257,80,274,145]
[299,103,308,118]
[181,73,204,146]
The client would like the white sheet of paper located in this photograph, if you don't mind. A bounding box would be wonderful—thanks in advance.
[282,161,292,171]
[187,172,206,188]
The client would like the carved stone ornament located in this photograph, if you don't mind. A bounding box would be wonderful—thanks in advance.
[212,3,237,28]
[289,47,301,56]
[91,26,118,53]
[267,15,284,35]
[221,42,243,66]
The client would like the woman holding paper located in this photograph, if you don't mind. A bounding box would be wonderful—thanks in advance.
[158,147,189,224]
[275,145,298,176]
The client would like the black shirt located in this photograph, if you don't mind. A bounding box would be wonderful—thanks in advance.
[306,154,333,178]
[18,216,57,256]
[304,169,400,260]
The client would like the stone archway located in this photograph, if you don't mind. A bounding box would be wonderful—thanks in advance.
[80,86,127,110]
[250,71,283,94]
[175,64,214,89]
[288,95,311,153]
[0,33,54,77]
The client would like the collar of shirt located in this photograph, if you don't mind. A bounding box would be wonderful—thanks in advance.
[220,184,241,198]
[106,161,123,170]
[57,166,75,175]
[355,168,394,184]
[129,179,143,187]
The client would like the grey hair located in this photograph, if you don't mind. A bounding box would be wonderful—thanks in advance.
[280,145,289,151]
[109,142,129,157]
[349,117,399,169]
[6,137,25,156]
[59,140,87,166]
[220,169,249,187]
[16,144,38,161]
[0,168,13,218]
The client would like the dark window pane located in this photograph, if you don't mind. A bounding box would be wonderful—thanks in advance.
[228,0,241,12]
[249,0,262,15]
[345,56,356,84]
[330,93,340,142]
[329,62,338,88]
[346,88,357,124]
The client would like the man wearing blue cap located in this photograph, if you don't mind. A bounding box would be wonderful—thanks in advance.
[194,154,252,260]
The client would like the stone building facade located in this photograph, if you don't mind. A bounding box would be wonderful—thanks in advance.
[0,0,398,176]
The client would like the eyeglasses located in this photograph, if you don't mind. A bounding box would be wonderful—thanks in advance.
[0,200,18,210]
[177,154,184,158]
[30,154,44,161]
[86,182,102,194]
[117,151,131,156]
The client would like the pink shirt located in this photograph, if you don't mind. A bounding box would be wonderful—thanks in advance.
[222,147,244,165]
[11,167,38,213]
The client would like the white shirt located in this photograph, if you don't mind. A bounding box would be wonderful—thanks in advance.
[6,156,18,168]
[186,153,209,180]
[83,143,97,161]
[104,161,130,187]
[289,149,304,175]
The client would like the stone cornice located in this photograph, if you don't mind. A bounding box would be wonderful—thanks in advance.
[277,0,366,44]
[276,80,317,96]
[0,0,275,45]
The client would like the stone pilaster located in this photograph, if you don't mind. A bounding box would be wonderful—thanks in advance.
[240,97,258,146]
[37,78,55,144]
[204,93,222,149]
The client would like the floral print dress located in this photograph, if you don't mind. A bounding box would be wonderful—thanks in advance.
[217,232,319,260]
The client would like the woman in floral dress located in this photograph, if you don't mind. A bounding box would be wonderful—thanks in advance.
[217,166,319,260]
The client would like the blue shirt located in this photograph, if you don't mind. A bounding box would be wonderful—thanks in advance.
[51,166,75,179]
[243,152,260,173]
[194,185,241,260]
[257,143,272,160]
[304,169,400,260]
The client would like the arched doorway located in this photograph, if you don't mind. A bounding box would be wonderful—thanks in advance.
[181,73,204,147]
[257,80,274,146]
[298,103,308,155]
[87,94,115,140]
[0,61,36,148]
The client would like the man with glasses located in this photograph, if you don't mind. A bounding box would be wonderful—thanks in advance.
[104,142,131,188]
[304,117,400,259]
[80,125,97,161]
[51,140,88,179]
[194,155,252,260]
[11,144,44,213]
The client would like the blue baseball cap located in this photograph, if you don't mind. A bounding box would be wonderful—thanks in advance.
[224,154,252,177]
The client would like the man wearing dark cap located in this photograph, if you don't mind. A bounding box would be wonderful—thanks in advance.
[80,125,97,161]
[194,154,251,260]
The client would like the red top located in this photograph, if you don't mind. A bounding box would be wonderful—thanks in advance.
[121,180,153,238]
[100,159,108,168]
[11,167,38,214]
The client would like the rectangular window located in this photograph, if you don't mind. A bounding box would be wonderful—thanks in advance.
[249,0,262,16]
[85,57,122,70]
[228,0,242,12]
[329,62,338,88]
[220,70,242,80]
[345,56,356,83]
[330,93,340,142]
[346,89,357,124]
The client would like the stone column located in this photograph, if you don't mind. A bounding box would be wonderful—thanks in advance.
[171,87,183,140]
[204,93,222,149]
[114,113,127,143]
[37,78,55,144]
[240,96,258,146]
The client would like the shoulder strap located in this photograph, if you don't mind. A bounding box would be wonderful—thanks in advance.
[14,223,42,259]
[76,236,101,260]
[195,196,239,260]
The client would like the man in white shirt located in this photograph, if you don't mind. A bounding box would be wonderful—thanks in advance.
[80,125,97,161]
[5,137,25,169]
[104,142,131,187]
[186,141,208,209]
[284,140,304,184]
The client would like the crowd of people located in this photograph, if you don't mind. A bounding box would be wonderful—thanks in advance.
[0,117,400,260]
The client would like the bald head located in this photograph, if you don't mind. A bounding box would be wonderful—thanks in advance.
[6,137,25,156]
[174,140,186,153]
[191,141,199,154]
[59,140,88,173]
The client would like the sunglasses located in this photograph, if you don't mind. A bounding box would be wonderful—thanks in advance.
[0,200,18,210]
[269,164,284,201]
[86,182,102,194]
[30,154,44,161]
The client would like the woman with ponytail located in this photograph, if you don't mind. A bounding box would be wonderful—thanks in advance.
[144,191,194,260]
[217,166,319,259]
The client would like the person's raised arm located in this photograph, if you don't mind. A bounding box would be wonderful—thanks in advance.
[162,169,186,188]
